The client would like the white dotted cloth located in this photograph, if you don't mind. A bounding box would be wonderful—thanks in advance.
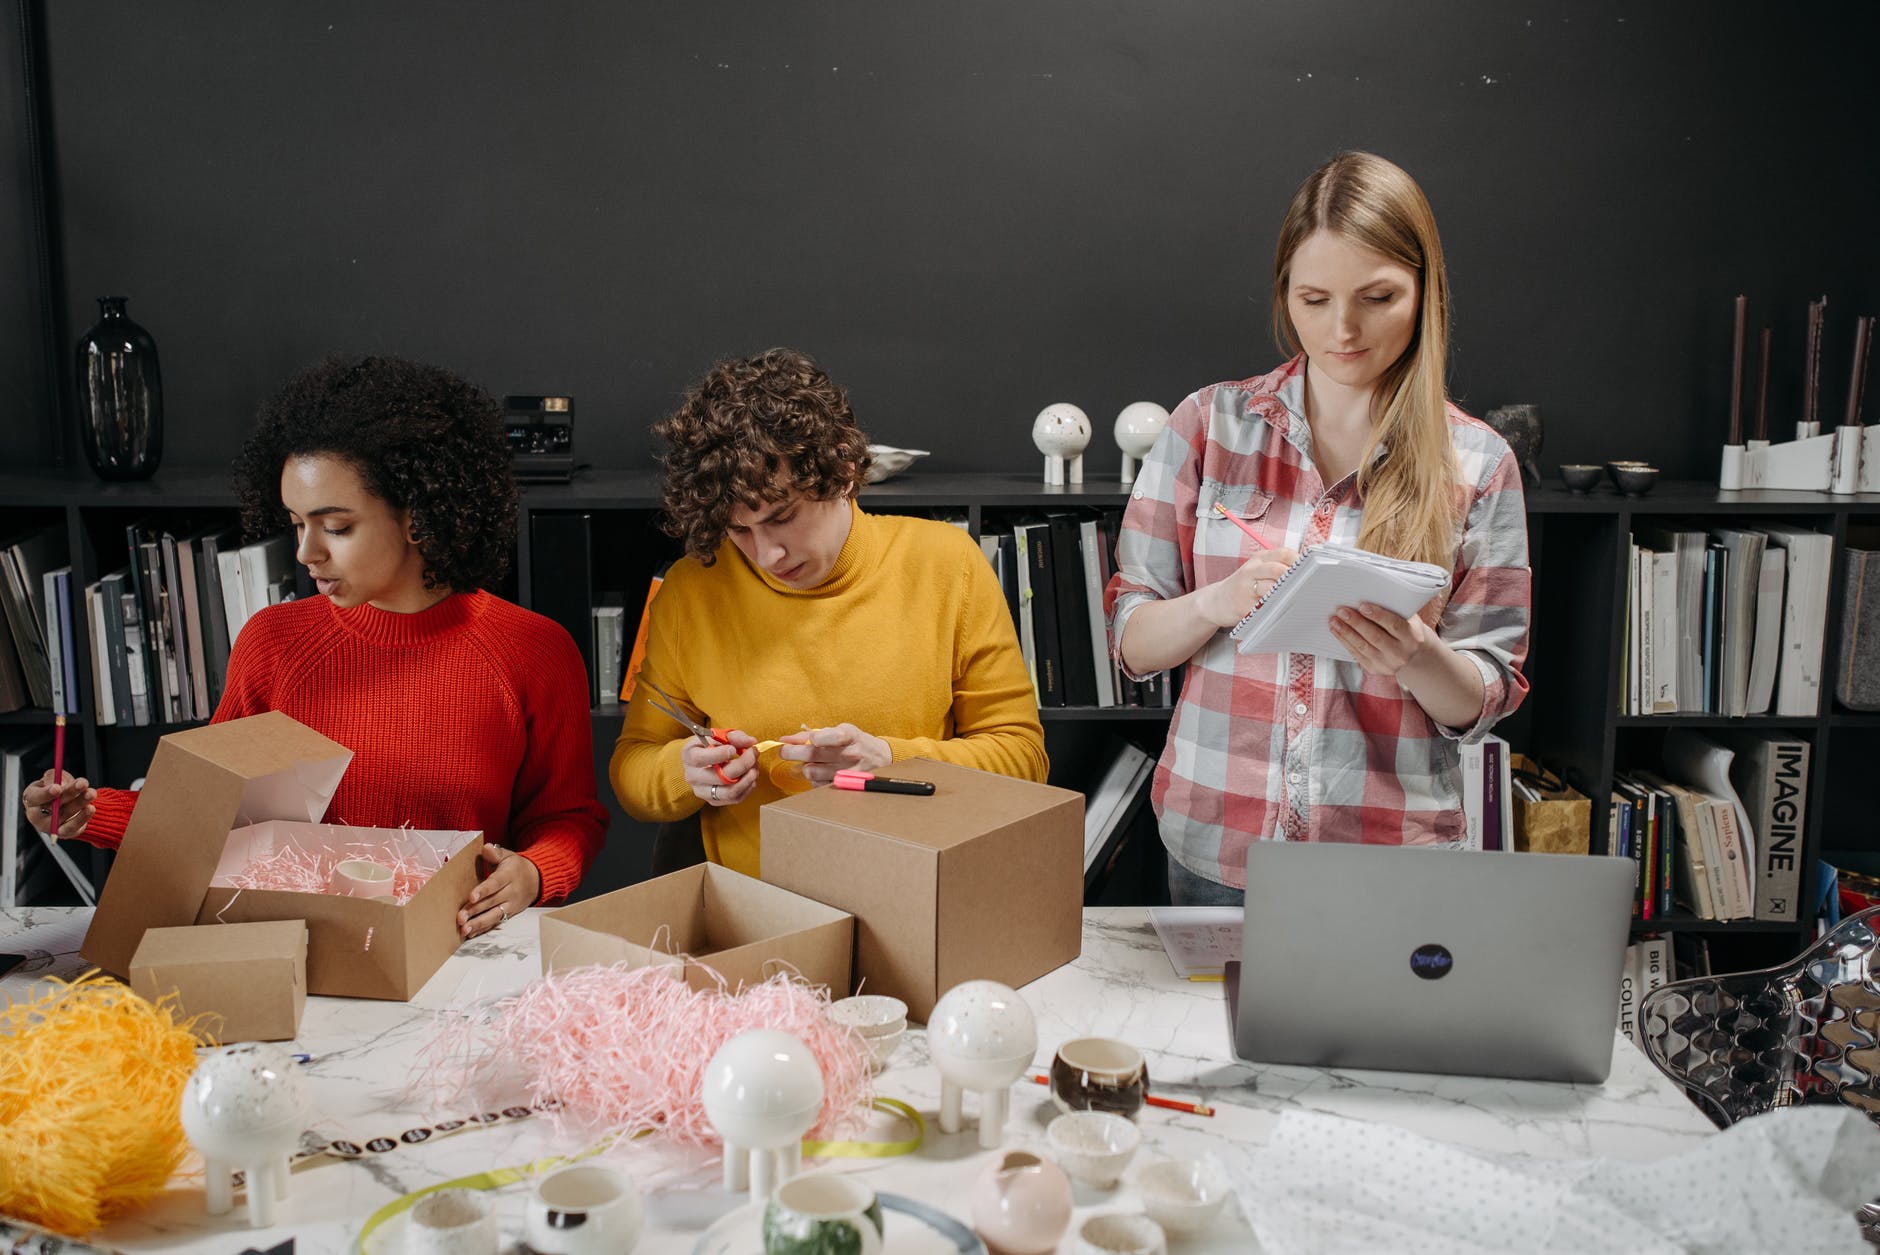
[1221,1106,1880,1254]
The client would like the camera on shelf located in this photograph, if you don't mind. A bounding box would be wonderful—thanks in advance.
[502,395,576,483]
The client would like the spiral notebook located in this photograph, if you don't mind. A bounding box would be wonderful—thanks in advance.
[1229,543,1449,661]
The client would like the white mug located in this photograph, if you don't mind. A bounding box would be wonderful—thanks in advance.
[524,1163,643,1255]
[403,1188,496,1255]
[332,858,396,898]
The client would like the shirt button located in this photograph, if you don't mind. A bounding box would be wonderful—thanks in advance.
[1288,771,1302,784]
[1294,702,1308,715]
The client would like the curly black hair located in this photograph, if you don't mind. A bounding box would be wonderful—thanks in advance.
[654,347,873,563]
[231,355,519,592]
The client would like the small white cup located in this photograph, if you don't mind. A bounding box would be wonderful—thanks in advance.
[1138,1157,1230,1237]
[332,858,396,899]
[525,1163,643,1255]
[404,1188,496,1255]
[1046,1110,1140,1187]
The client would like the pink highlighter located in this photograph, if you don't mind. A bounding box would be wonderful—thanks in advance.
[833,770,936,796]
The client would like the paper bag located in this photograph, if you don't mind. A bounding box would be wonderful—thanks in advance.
[1511,754,1591,855]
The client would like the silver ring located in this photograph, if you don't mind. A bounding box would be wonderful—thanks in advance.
[709,784,720,803]
[497,903,508,924]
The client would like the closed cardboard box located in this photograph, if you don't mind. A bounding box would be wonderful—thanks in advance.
[760,758,1082,1021]
[129,920,308,1043]
[540,862,853,996]
[81,712,481,1001]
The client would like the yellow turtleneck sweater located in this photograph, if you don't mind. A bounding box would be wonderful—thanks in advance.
[610,503,1048,876]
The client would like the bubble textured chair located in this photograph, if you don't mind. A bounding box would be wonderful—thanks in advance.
[1638,905,1880,1244]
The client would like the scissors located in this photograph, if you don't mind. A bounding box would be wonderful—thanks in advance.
[640,678,780,785]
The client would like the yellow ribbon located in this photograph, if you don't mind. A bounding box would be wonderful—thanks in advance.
[802,1097,925,1158]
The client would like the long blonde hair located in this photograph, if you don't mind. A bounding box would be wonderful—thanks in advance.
[1271,152,1460,569]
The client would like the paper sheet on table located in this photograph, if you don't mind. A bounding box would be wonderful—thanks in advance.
[1221,1106,1880,1255]
[1148,905,1242,978]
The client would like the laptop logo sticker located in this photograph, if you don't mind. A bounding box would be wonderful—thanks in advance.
[1410,943,1454,980]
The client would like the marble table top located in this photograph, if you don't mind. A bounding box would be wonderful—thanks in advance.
[0,905,1716,1254]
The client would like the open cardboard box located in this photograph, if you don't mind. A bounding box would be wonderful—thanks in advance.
[129,919,308,1043]
[540,862,853,996]
[760,757,1083,1021]
[81,712,481,1001]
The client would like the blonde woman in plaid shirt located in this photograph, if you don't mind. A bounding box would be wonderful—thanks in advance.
[1106,152,1531,905]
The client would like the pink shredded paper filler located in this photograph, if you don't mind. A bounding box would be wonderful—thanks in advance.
[224,838,445,904]
[422,964,874,1147]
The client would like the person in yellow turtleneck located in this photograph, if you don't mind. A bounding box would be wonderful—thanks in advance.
[610,347,1048,876]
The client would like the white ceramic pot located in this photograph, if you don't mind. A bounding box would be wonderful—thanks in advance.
[762,1175,884,1255]
[404,1188,497,1255]
[524,1163,643,1255]
[928,979,1037,1147]
[179,1043,312,1227]
[1113,401,1169,484]
[701,1029,824,1200]
[1032,403,1093,485]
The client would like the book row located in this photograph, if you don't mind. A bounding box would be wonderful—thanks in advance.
[0,522,300,724]
[1621,520,1832,718]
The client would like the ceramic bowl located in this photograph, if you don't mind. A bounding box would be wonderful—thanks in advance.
[1604,458,1649,487]
[1050,1037,1148,1119]
[1558,464,1602,494]
[859,1025,905,1072]
[524,1163,643,1255]
[1137,1158,1231,1238]
[700,1029,824,1150]
[1612,464,1661,497]
[331,858,396,898]
[1045,1110,1140,1187]
[863,445,931,484]
[928,980,1038,1091]
[1074,1212,1167,1255]
[405,1187,498,1255]
[828,994,907,1039]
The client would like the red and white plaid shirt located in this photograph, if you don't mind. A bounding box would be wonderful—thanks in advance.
[1105,357,1530,887]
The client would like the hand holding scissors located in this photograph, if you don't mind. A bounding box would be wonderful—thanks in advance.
[642,679,777,806]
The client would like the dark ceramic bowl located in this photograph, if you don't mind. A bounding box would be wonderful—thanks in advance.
[1605,459,1649,488]
[1559,464,1602,494]
[1612,465,1661,497]
[1050,1037,1148,1119]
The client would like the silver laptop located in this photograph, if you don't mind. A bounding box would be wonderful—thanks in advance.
[1227,842,1635,1083]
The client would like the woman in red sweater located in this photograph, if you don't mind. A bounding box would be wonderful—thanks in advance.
[21,356,607,937]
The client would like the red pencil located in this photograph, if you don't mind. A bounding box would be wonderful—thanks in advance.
[1213,501,1271,551]
[1027,1072,1215,1117]
[49,713,65,838]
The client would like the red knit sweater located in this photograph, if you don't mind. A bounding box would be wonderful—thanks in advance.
[82,590,607,903]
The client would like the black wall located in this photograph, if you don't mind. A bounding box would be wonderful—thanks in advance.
[9,2,1878,479]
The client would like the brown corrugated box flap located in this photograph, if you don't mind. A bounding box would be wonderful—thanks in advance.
[127,919,308,1043]
[82,712,352,977]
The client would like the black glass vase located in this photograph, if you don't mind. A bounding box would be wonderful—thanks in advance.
[75,296,164,481]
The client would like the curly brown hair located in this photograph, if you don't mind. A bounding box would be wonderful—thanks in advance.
[654,348,873,563]
[231,355,520,592]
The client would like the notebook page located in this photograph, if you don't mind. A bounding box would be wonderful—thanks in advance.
[1230,544,1449,661]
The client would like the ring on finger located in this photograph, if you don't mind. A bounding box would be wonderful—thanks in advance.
[497,903,509,924]
[709,784,720,802]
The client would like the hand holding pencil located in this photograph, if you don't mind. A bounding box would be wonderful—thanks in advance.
[22,767,96,842]
[1196,503,1298,630]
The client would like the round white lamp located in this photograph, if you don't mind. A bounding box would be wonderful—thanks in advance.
[1114,402,1169,485]
[927,979,1038,1149]
[701,1028,824,1202]
[1032,404,1092,486]
[178,1043,312,1227]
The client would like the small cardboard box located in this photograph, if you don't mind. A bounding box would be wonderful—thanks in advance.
[81,712,483,1001]
[129,920,308,1043]
[540,862,853,996]
[760,758,1083,1021]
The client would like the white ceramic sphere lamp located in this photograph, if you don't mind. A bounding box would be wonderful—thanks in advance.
[1032,404,1092,486]
[1114,401,1169,485]
[178,1043,313,1228]
[700,1028,824,1203]
[927,979,1038,1149]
